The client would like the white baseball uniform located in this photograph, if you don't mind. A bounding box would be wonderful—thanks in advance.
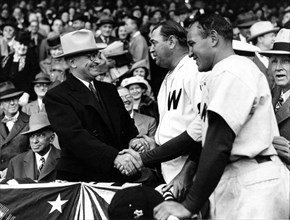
[155,55,203,183]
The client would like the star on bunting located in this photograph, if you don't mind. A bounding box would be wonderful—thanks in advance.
[48,193,68,214]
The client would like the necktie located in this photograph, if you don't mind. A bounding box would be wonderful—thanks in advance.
[1,116,17,124]
[275,96,284,112]
[39,157,45,172]
[89,82,100,103]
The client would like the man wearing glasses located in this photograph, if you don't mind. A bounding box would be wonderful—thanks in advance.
[43,29,147,183]
[6,112,60,182]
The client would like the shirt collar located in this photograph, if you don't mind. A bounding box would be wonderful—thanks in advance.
[35,145,52,165]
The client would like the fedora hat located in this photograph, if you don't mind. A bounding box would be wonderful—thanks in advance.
[101,41,127,57]
[54,29,107,58]
[235,13,257,28]
[283,6,290,14]
[247,21,279,41]
[121,76,149,91]
[130,59,148,72]
[233,40,260,57]
[0,17,18,31]
[33,72,52,84]
[47,34,61,49]
[21,112,51,135]
[259,28,290,56]
[0,81,23,101]
[97,15,115,27]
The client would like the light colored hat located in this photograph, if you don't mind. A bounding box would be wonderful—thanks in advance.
[130,59,148,73]
[233,40,260,56]
[247,21,279,41]
[55,29,107,58]
[102,41,127,57]
[21,112,52,135]
[121,76,149,91]
[259,28,290,56]
[284,6,290,14]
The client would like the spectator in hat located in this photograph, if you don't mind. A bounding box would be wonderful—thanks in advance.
[117,86,157,141]
[259,28,290,169]
[1,31,40,106]
[115,21,130,50]
[43,29,152,183]
[121,76,159,125]
[131,5,143,19]
[6,112,60,182]
[95,15,118,44]
[125,15,150,70]
[247,21,279,88]
[0,81,29,179]
[0,18,18,60]
[39,18,65,61]
[234,12,257,42]
[71,12,86,31]
[48,62,69,89]
[39,33,68,76]
[22,72,51,116]
[282,6,290,29]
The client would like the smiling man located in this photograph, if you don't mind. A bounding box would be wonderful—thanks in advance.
[43,29,146,183]
[6,112,60,182]
[153,14,289,220]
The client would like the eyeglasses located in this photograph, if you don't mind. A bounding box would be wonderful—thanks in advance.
[86,52,102,62]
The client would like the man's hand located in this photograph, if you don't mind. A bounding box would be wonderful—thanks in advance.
[273,136,290,165]
[154,201,192,220]
[129,137,150,153]
[114,149,143,175]
[141,135,157,150]
[162,160,196,202]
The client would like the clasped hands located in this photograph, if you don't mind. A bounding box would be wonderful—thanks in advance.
[114,135,155,175]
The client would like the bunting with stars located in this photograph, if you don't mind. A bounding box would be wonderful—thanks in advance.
[0,182,131,220]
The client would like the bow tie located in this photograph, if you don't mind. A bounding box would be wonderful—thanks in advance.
[1,116,18,123]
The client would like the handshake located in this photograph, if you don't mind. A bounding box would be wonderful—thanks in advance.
[114,148,143,176]
[113,136,155,175]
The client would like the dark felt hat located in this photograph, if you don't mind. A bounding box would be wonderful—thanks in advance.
[0,81,23,101]
[108,186,164,219]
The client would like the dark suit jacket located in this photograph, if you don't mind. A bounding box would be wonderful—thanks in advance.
[95,35,118,45]
[272,86,290,140]
[43,74,138,182]
[0,112,30,171]
[252,54,274,89]
[133,112,157,138]
[6,146,60,182]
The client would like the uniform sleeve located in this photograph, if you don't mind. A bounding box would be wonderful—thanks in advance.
[182,111,235,214]
[208,71,256,135]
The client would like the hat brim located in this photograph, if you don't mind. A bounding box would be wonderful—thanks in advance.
[33,80,52,84]
[0,91,24,100]
[55,43,107,58]
[21,125,51,135]
[106,50,128,57]
[237,20,257,28]
[259,51,290,57]
[247,28,280,41]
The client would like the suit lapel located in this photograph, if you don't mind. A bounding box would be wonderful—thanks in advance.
[276,96,290,124]
[0,115,8,142]
[24,150,36,180]
[38,147,60,181]
[66,75,115,136]
[4,112,29,145]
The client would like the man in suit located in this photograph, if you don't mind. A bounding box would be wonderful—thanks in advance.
[247,21,279,89]
[117,86,157,142]
[28,20,45,60]
[260,28,290,169]
[43,29,147,183]
[0,81,29,179]
[22,72,52,115]
[125,16,149,69]
[6,112,60,182]
[95,16,118,45]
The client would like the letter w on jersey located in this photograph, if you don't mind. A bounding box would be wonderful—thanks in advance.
[167,89,182,110]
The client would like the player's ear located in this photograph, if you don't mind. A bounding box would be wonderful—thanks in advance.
[210,30,218,47]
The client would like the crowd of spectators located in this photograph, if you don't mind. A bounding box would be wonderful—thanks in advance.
[0,0,290,219]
